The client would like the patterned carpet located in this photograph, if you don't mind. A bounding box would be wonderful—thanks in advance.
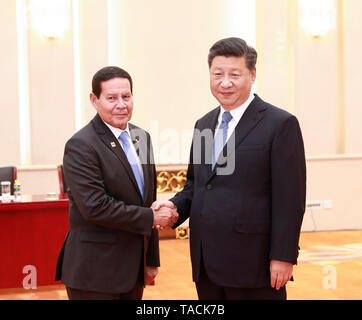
[0,230,361,300]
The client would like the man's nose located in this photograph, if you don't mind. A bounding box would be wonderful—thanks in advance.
[115,98,127,108]
[220,77,232,87]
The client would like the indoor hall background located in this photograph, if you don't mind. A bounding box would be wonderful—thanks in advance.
[0,0,361,299]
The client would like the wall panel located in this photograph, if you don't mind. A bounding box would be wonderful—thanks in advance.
[0,0,21,166]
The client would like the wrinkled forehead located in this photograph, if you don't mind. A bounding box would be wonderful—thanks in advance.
[100,77,132,95]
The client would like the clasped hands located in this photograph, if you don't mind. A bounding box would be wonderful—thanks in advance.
[144,201,178,285]
[151,200,178,230]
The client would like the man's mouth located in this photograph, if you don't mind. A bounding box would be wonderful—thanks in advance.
[220,92,234,97]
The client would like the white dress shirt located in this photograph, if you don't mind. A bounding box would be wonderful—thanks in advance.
[103,120,144,184]
[215,92,255,141]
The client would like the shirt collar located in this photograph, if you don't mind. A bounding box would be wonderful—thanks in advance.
[102,120,130,140]
[218,91,255,124]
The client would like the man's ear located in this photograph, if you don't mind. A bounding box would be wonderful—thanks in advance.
[251,67,256,82]
[90,92,98,111]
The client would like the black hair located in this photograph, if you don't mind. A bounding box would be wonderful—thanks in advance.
[92,66,133,98]
[208,37,257,70]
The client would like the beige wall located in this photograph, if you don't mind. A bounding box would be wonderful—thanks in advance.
[256,0,291,112]
[28,23,76,164]
[0,0,21,166]
[254,0,362,231]
[110,0,229,164]
[344,0,362,154]
[302,156,362,231]
[18,166,60,195]
[256,0,362,156]
[0,0,107,169]
[78,0,108,125]
[1,0,361,232]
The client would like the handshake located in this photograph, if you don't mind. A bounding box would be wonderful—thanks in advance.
[151,200,179,230]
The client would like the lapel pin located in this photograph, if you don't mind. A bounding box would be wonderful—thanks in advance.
[110,142,116,148]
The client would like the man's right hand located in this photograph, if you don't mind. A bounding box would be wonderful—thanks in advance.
[151,201,178,229]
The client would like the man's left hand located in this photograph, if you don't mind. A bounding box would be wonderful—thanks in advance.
[145,266,158,285]
[270,260,293,290]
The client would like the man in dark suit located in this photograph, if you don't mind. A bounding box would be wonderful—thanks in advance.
[55,66,177,300]
[153,38,306,300]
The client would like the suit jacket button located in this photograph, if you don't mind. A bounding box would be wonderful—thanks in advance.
[206,184,212,190]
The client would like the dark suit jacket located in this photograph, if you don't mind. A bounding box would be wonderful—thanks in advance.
[55,114,159,294]
[171,94,306,288]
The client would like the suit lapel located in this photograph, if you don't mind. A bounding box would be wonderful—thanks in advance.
[92,115,143,200]
[199,107,220,177]
[232,94,266,149]
[129,124,150,202]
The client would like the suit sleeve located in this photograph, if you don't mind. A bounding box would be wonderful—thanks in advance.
[269,115,306,264]
[169,121,199,227]
[146,163,160,267]
[63,137,154,236]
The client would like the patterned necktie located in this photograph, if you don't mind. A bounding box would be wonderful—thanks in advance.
[119,131,144,200]
[212,111,233,169]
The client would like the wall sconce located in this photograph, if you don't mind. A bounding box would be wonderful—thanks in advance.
[29,0,71,39]
[299,0,336,37]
